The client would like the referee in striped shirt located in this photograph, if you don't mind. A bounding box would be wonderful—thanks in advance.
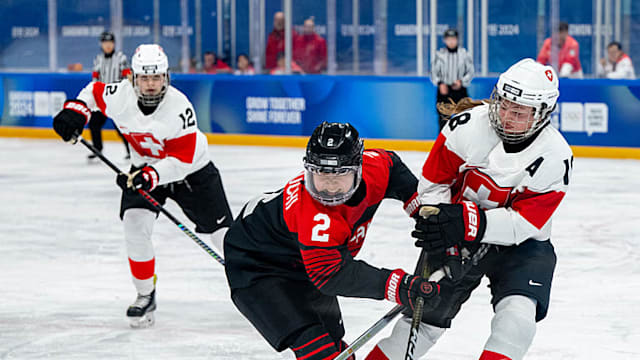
[88,31,131,160]
[431,28,474,130]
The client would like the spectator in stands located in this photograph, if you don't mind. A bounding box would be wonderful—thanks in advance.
[234,54,255,75]
[597,41,636,79]
[537,21,583,78]
[431,28,474,130]
[187,57,198,73]
[266,11,299,70]
[270,52,303,75]
[202,51,232,74]
[293,17,327,74]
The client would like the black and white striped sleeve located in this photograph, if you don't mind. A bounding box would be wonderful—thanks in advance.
[461,49,475,87]
[431,51,444,85]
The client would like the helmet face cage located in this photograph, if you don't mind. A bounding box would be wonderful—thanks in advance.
[133,72,170,106]
[303,122,364,206]
[488,87,552,144]
[303,164,361,206]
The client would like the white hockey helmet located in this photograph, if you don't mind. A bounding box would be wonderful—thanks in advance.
[488,58,559,143]
[131,44,170,106]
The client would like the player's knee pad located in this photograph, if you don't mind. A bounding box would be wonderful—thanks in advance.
[484,295,537,360]
[123,208,156,261]
[373,315,445,360]
[290,324,341,360]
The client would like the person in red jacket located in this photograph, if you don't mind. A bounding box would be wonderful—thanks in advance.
[202,51,232,74]
[266,11,299,70]
[293,17,327,74]
[270,52,304,75]
[536,21,583,78]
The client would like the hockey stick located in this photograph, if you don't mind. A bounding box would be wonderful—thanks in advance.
[404,205,441,359]
[334,305,404,360]
[404,249,430,359]
[78,137,225,266]
[333,268,447,360]
[334,211,491,359]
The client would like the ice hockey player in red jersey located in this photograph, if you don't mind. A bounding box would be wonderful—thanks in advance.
[52,44,233,328]
[224,122,440,360]
[366,58,573,360]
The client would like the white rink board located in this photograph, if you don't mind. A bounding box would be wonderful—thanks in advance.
[0,138,639,359]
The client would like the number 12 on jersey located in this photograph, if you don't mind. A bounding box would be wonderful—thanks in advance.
[180,108,195,129]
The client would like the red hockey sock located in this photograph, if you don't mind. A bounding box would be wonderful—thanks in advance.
[128,258,155,280]
[364,345,390,360]
[479,350,512,360]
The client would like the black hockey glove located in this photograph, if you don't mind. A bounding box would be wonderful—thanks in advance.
[412,201,486,255]
[116,166,159,192]
[385,269,440,311]
[53,100,91,142]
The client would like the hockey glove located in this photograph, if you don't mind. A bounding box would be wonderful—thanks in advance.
[412,201,486,255]
[385,269,440,311]
[116,166,159,192]
[53,100,91,142]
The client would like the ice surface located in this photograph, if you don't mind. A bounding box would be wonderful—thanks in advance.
[1,138,639,359]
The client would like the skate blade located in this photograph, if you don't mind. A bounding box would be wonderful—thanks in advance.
[128,311,155,329]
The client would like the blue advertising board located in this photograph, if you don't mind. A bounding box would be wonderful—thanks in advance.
[1,72,639,150]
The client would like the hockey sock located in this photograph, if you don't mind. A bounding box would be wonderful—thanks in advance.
[129,258,155,295]
[290,325,340,360]
[123,208,156,294]
[364,345,389,360]
[479,350,512,360]
[483,295,537,360]
[369,316,445,359]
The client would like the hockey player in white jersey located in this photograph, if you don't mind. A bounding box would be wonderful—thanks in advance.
[52,44,233,328]
[366,59,573,360]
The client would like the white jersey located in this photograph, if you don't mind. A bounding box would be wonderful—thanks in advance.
[418,104,573,246]
[77,79,210,185]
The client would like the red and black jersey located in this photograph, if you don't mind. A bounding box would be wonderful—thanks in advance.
[224,149,419,300]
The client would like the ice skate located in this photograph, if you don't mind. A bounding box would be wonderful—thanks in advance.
[127,289,156,328]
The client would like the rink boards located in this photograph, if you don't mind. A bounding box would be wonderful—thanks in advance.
[1,72,639,158]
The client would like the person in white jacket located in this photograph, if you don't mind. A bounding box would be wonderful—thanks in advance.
[52,44,233,328]
[598,41,636,79]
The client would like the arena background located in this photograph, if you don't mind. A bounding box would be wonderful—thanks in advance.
[1,0,639,158]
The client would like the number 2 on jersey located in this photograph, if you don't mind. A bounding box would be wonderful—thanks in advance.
[105,84,117,95]
[311,213,331,242]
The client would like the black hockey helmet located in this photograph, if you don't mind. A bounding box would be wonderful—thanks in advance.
[303,122,364,206]
[100,31,115,42]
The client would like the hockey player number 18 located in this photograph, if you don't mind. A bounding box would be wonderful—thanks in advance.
[312,213,331,242]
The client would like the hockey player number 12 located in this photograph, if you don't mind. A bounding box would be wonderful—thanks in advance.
[312,213,331,242]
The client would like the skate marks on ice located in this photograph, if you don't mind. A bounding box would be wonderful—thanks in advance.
[1,138,639,359]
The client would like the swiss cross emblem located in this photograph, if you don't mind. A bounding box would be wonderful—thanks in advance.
[545,70,554,82]
[457,169,512,210]
[123,132,166,159]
